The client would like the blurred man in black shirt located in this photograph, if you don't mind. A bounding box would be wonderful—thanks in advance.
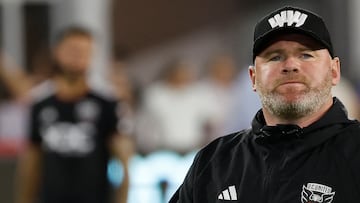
[15,26,133,203]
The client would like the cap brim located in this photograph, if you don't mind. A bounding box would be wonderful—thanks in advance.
[253,27,333,58]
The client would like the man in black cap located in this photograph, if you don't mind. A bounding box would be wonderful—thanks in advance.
[169,6,360,203]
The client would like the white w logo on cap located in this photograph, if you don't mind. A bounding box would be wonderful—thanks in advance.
[268,10,308,28]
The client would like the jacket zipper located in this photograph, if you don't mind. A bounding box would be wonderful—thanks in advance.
[263,146,286,203]
[263,163,274,203]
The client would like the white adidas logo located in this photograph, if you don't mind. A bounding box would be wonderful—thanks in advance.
[218,185,237,201]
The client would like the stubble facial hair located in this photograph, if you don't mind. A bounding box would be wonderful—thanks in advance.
[256,70,333,120]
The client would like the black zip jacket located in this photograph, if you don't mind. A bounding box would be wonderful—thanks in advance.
[169,98,360,203]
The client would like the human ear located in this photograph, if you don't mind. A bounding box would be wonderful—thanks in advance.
[248,65,256,92]
[331,57,341,86]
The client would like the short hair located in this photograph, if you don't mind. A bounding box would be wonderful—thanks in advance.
[52,26,93,47]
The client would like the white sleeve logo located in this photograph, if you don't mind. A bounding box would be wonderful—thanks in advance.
[218,185,237,201]
[268,10,308,28]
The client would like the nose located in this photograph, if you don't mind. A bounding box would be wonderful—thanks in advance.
[282,57,299,74]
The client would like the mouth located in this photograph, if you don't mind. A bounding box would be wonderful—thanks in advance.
[275,80,308,94]
[279,81,305,86]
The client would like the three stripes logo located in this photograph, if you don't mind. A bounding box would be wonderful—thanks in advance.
[218,185,237,201]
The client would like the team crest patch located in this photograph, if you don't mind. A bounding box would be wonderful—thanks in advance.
[301,183,335,203]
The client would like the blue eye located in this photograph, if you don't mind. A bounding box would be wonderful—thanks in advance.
[300,53,313,59]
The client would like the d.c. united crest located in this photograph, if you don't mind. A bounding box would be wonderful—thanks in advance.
[301,183,335,203]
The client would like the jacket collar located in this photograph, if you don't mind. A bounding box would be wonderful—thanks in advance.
[252,97,353,140]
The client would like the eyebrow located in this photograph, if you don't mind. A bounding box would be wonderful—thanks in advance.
[258,49,283,58]
[259,47,316,58]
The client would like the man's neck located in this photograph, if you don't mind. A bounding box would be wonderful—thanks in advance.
[55,74,89,101]
[262,98,334,128]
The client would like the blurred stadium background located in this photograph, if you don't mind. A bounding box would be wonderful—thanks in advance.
[0,0,359,202]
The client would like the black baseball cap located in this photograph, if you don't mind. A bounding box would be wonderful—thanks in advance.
[253,6,334,60]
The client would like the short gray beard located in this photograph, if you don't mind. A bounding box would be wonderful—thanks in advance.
[257,74,332,120]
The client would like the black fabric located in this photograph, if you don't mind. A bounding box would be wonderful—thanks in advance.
[253,6,334,59]
[170,98,360,203]
[29,90,119,203]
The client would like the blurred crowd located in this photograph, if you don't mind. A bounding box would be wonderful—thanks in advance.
[0,24,360,203]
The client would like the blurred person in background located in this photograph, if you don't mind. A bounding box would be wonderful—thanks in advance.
[0,46,53,151]
[0,52,34,103]
[221,62,262,134]
[108,45,137,139]
[0,45,52,203]
[0,51,36,157]
[135,58,218,155]
[0,44,53,103]
[197,53,240,139]
[15,26,133,203]
[108,45,136,108]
